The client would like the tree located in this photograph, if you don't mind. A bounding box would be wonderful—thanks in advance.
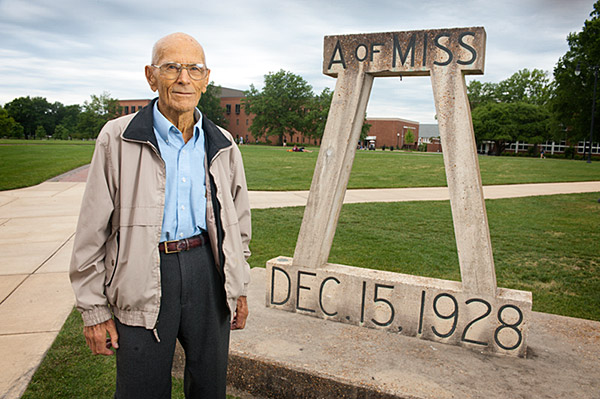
[198,82,228,128]
[360,117,371,142]
[4,96,54,139]
[472,102,550,155]
[53,103,81,137]
[467,80,499,109]
[404,129,415,147]
[54,124,70,140]
[243,70,313,145]
[0,108,24,138]
[496,69,552,106]
[35,125,46,139]
[76,92,121,139]
[552,1,600,144]
[468,68,552,110]
[304,88,333,141]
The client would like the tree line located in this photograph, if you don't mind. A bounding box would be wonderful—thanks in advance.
[470,1,600,156]
[0,92,122,140]
[0,85,228,140]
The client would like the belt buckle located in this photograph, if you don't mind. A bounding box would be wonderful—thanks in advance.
[164,239,181,254]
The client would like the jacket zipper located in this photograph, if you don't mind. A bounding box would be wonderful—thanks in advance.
[121,137,166,335]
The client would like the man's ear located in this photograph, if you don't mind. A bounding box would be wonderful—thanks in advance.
[145,65,158,92]
[201,69,211,94]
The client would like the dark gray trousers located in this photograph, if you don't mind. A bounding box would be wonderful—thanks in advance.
[114,243,230,399]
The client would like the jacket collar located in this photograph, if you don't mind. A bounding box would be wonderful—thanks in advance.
[122,98,160,151]
[122,97,232,162]
[203,113,232,163]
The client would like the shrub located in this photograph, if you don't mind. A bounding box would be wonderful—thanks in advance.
[564,146,576,159]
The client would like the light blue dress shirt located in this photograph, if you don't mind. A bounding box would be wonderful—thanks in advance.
[153,101,207,242]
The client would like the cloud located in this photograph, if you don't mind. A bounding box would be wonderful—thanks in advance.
[0,0,595,124]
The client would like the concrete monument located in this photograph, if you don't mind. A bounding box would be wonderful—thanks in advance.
[266,27,532,357]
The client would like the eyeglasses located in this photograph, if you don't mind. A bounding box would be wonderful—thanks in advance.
[151,62,208,80]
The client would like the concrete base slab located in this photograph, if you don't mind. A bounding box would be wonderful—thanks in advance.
[0,273,74,335]
[246,182,600,210]
[0,332,59,399]
[0,274,27,303]
[37,237,74,273]
[0,240,66,275]
[0,216,77,242]
[266,257,531,357]
[248,191,309,209]
[0,182,79,198]
[223,268,599,398]
[0,196,16,208]
[0,198,80,219]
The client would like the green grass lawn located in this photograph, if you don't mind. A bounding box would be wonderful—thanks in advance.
[22,192,599,398]
[0,140,95,190]
[1,141,598,191]
[240,145,600,190]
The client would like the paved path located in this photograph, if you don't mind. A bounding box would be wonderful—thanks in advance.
[0,176,599,398]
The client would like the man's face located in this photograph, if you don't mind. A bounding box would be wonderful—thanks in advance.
[145,38,210,116]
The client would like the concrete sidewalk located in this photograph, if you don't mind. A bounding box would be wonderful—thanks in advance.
[0,179,599,398]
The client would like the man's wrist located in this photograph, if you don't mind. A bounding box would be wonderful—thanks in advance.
[81,305,112,327]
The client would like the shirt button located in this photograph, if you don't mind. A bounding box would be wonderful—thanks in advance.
[181,205,185,210]
[182,149,187,154]
[179,233,184,237]
[182,177,186,183]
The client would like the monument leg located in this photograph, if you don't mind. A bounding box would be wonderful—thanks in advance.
[430,66,497,297]
[293,67,374,269]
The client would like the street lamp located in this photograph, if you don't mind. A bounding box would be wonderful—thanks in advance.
[396,132,400,149]
[575,62,598,163]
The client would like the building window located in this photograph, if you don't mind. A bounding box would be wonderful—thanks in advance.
[246,119,248,125]
[226,104,231,114]
[124,106,129,114]
[236,119,239,125]
[235,104,240,114]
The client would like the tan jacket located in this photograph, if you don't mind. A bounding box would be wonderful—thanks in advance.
[69,100,251,329]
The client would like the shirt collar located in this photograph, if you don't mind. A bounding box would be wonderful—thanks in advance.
[153,100,203,145]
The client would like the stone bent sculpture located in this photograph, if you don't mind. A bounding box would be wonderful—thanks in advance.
[266,27,532,358]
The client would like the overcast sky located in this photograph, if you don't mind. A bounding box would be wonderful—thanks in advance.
[0,0,595,124]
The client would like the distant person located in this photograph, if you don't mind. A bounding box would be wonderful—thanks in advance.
[540,149,545,159]
[70,32,251,399]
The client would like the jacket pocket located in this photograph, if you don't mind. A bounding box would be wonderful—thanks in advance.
[105,231,120,286]
[222,206,240,227]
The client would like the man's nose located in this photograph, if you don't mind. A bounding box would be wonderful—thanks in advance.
[176,68,192,83]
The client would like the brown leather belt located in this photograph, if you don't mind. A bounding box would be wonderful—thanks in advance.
[158,232,209,254]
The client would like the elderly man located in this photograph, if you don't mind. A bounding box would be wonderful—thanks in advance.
[70,32,251,398]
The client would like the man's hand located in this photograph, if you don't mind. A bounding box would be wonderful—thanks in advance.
[83,319,119,355]
[231,296,248,330]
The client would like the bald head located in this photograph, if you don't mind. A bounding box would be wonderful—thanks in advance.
[151,32,206,66]
[145,32,211,123]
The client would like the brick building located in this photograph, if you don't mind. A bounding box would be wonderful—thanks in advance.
[219,87,253,143]
[118,94,425,151]
[363,118,420,149]
[119,99,151,116]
